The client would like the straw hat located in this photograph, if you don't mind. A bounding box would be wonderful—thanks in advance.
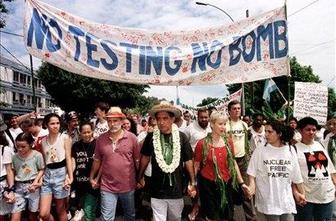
[149,101,181,118]
[106,107,126,119]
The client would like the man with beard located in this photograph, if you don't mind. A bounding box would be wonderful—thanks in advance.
[183,108,212,152]
[90,107,140,221]
[249,113,266,153]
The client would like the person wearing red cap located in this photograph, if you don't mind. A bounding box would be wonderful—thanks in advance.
[89,107,140,221]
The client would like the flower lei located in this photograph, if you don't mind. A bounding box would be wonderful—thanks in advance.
[153,123,181,174]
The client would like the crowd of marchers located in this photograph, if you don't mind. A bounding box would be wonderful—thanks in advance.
[1,100,336,221]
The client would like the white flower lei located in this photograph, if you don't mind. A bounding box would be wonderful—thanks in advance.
[153,123,181,173]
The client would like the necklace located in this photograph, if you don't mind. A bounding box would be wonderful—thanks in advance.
[153,124,181,173]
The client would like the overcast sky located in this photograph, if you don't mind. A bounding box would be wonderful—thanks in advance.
[1,0,335,106]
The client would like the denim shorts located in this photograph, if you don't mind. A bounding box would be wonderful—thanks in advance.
[12,182,40,213]
[0,180,13,215]
[41,167,70,199]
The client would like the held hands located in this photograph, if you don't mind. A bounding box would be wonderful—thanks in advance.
[28,179,43,193]
[293,191,306,207]
[63,175,72,190]
[136,177,145,189]
[187,184,197,198]
[4,191,15,204]
[90,178,100,189]
[241,184,254,199]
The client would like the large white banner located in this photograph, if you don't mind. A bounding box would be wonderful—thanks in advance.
[294,82,328,125]
[24,0,290,85]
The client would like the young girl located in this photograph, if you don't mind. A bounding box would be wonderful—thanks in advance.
[71,122,98,221]
[11,133,44,221]
[0,123,15,221]
[39,113,73,221]
[247,121,305,221]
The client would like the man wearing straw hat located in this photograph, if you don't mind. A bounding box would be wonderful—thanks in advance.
[90,107,140,221]
[137,101,197,221]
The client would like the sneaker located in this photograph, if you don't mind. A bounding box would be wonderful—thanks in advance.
[71,209,84,221]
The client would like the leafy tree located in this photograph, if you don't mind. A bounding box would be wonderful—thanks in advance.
[37,62,148,117]
[227,57,336,118]
[127,96,160,116]
[328,88,336,117]
[0,1,8,28]
[197,97,218,107]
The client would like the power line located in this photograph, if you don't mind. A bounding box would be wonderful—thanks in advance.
[327,76,336,87]
[0,43,31,71]
[288,0,320,17]
[289,39,335,55]
[0,30,24,37]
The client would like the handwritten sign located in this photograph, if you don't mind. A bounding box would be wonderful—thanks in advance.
[294,82,328,125]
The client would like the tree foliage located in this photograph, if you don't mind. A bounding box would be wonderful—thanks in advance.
[127,96,160,116]
[197,97,218,107]
[37,62,148,117]
[0,1,9,28]
[227,57,336,118]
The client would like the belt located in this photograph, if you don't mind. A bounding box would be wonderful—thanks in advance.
[0,175,7,182]
[235,156,246,161]
[16,179,35,184]
[46,159,66,169]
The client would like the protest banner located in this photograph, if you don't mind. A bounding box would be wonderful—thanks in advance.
[294,82,328,125]
[181,89,242,112]
[24,0,289,85]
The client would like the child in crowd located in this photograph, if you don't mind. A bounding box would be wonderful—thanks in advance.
[39,113,73,221]
[71,122,98,221]
[11,133,45,221]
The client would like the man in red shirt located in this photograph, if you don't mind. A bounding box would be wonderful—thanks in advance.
[90,107,140,221]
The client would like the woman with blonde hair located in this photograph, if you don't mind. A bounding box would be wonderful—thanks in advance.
[194,111,247,221]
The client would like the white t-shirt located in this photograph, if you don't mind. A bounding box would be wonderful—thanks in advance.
[247,143,302,215]
[5,127,23,150]
[293,130,302,143]
[9,127,22,138]
[36,128,48,139]
[295,141,336,204]
[0,145,14,177]
[226,120,248,158]
[182,121,211,151]
[249,126,266,153]
[94,120,109,138]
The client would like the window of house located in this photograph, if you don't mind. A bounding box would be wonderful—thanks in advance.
[27,76,31,87]
[12,92,18,103]
[27,95,31,105]
[13,71,19,82]
[20,74,26,85]
[37,97,42,108]
[19,93,25,105]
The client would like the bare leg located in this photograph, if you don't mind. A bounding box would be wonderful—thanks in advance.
[39,194,54,221]
[55,198,68,221]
